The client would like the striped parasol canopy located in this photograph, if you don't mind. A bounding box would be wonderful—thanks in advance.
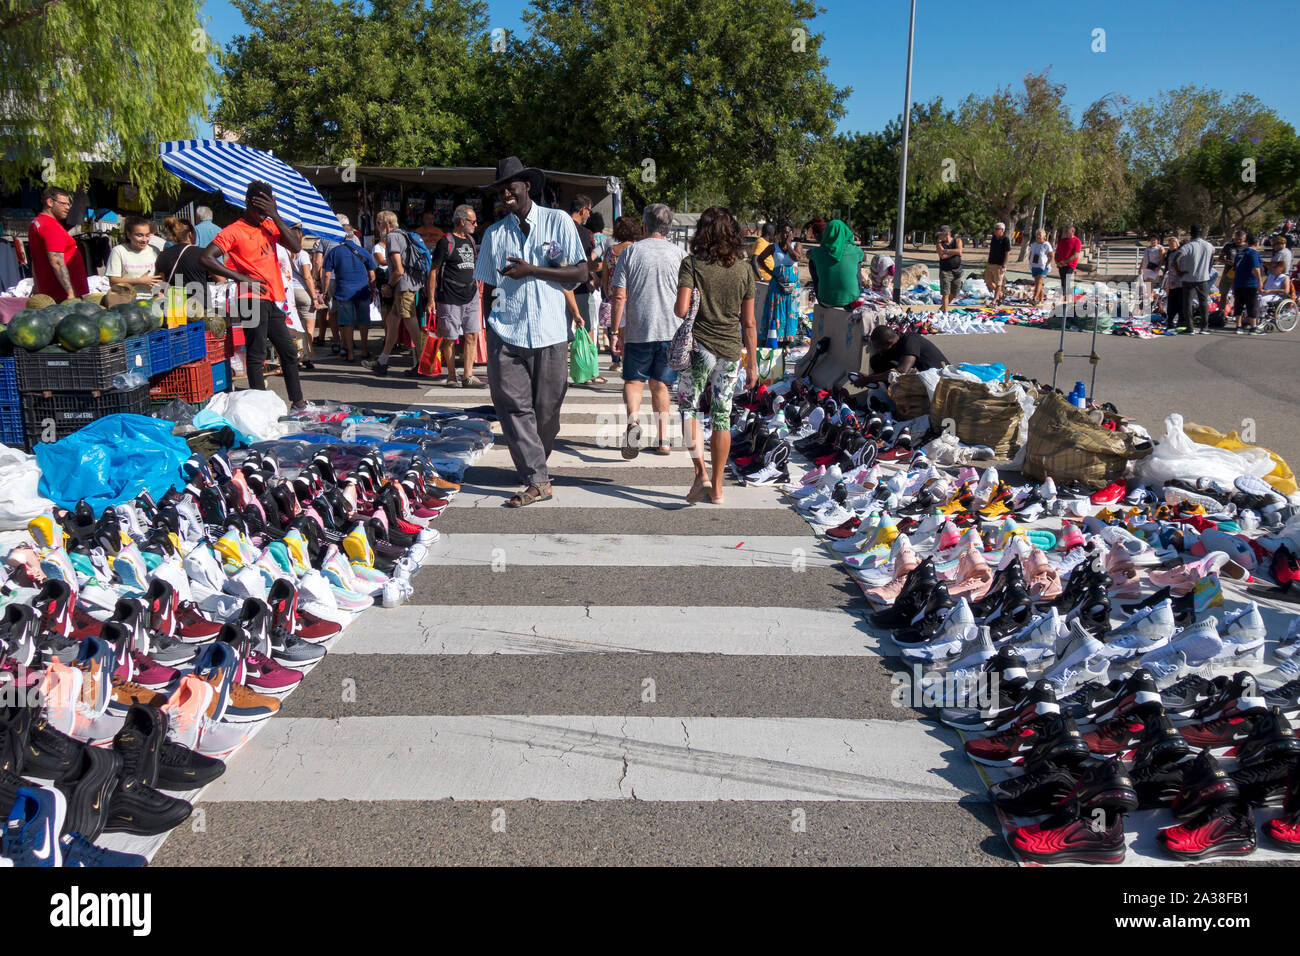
[158,140,345,239]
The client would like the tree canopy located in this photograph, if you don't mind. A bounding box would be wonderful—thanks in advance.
[0,0,217,203]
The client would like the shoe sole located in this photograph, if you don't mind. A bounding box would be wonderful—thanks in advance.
[1158,835,1257,860]
[1012,846,1126,865]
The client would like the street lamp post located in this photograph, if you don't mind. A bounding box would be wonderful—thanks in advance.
[892,0,917,304]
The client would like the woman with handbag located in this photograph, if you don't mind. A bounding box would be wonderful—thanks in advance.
[757,221,802,347]
[671,206,758,505]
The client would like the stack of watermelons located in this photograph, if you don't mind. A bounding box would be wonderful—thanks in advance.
[2,296,163,353]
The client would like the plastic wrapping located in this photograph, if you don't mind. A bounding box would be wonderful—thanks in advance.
[204,389,290,441]
[1139,413,1274,487]
[0,445,56,530]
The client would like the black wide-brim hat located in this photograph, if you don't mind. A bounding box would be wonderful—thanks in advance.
[484,156,545,194]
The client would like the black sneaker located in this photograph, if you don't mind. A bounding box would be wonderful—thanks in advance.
[363,358,390,377]
[1064,755,1140,813]
[1130,711,1194,809]
[111,704,166,789]
[54,745,121,841]
[938,647,1031,731]
[1160,673,1217,721]
[1265,679,1300,720]
[1159,802,1257,860]
[23,716,85,780]
[157,739,226,791]
[1232,706,1300,768]
[1058,678,1122,723]
[103,772,193,836]
[989,760,1084,817]
[1171,749,1241,821]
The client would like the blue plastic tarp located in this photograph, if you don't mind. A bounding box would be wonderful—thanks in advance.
[35,414,190,515]
[191,408,256,447]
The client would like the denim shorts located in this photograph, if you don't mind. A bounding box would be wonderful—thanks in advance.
[336,298,370,327]
[622,340,678,384]
[1031,267,1048,278]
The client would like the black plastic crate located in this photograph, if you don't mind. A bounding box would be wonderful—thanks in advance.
[16,341,131,392]
[21,385,149,446]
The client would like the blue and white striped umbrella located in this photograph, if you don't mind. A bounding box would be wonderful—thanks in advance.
[158,139,345,240]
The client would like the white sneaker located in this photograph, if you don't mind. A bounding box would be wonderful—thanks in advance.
[898,600,977,663]
[1140,618,1223,679]
[1097,599,1176,660]
[1001,608,1066,667]
[917,626,996,697]
[1046,621,1108,684]
[1274,617,1300,660]
[1213,604,1266,669]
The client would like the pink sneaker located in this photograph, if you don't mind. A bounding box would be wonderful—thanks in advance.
[1057,522,1085,552]
[243,650,303,696]
[947,546,994,600]
[1102,542,1141,598]
[1025,547,1062,601]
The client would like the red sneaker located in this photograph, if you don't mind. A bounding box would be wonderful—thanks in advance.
[1090,481,1126,505]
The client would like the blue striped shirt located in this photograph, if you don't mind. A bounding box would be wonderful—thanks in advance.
[474,202,586,349]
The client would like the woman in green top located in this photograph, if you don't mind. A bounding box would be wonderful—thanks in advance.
[675,207,758,506]
[806,219,864,308]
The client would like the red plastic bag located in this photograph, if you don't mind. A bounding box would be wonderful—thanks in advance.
[417,334,442,376]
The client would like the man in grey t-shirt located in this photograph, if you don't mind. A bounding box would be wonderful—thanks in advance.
[364,210,426,377]
[610,202,687,458]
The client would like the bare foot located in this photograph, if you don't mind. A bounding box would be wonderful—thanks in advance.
[706,488,725,505]
[686,478,709,503]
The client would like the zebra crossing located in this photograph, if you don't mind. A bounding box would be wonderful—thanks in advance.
[152,368,1004,866]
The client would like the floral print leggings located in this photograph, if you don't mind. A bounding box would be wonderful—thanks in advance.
[676,344,741,428]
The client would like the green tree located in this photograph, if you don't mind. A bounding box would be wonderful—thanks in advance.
[505,0,848,219]
[0,0,217,203]
[1123,86,1269,180]
[1185,115,1300,234]
[216,0,492,166]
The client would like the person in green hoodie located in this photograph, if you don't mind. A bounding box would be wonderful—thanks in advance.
[806,219,864,308]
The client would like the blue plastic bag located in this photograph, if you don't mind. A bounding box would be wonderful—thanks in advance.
[35,414,191,515]
[956,362,1008,383]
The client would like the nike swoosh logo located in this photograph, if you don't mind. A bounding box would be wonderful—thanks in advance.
[33,822,51,861]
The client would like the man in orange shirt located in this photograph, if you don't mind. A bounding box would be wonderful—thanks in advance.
[199,181,307,409]
[28,186,89,302]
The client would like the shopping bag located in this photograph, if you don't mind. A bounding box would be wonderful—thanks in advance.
[754,347,785,385]
[417,335,443,377]
[569,327,599,383]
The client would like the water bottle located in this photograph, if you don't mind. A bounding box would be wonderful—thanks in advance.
[1072,382,1087,408]
[111,371,147,390]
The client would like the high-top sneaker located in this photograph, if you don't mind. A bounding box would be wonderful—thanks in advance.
[1062,755,1140,813]
[1159,803,1257,861]
[1083,669,1162,728]
[53,745,121,840]
[1170,749,1240,821]
[104,707,192,836]
[1227,707,1300,805]
[1129,710,1194,809]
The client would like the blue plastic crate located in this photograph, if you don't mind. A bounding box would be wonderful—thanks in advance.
[184,323,207,363]
[148,330,172,376]
[0,403,24,448]
[169,327,189,370]
[123,335,150,377]
[210,359,230,393]
[0,357,16,404]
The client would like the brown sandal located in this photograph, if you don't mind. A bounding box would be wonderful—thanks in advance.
[505,483,552,508]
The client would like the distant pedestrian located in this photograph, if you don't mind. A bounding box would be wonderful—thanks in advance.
[602,214,645,369]
[1054,224,1082,303]
[364,210,425,377]
[1175,225,1216,335]
[807,219,863,308]
[936,224,963,313]
[1232,233,1265,334]
[431,204,485,388]
[154,217,210,311]
[321,224,377,362]
[287,225,322,368]
[193,206,221,249]
[1028,229,1052,304]
[751,223,776,281]
[758,221,802,347]
[984,222,1011,304]
[609,202,684,458]
[1162,237,1184,331]
[1141,235,1164,302]
[1270,233,1293,275]
[1220,229,1246,321]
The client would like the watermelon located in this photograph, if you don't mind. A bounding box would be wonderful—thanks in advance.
[8,309,55,350]
[56,313,100,352]
[204,313,228,337]
[70,299,102,316]
[118,305,149,337]
[146,298,165,331]
[97,310,126,344]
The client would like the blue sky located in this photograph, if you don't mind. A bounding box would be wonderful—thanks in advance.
[201,0,1299,136]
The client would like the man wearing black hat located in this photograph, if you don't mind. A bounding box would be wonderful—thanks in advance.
[475,157,590,507]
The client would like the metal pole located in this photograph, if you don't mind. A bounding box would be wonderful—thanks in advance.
[891,0,917,305]
[1036,190,1045,234]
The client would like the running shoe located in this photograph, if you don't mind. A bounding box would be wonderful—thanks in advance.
[1009,802,1127,865]
[1,786,66,867]
[1159,803,1256,861]
[1170,749,1241,821]
[1129,710,1194,809]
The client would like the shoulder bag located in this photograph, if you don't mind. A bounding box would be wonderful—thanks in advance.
[667,255,700,371]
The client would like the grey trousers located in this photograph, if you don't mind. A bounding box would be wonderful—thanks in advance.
[486,325,569,486]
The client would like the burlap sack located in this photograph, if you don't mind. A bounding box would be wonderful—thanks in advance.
[1023,391,1150,488]
[889,372,930,420]
[930,377,1024,459]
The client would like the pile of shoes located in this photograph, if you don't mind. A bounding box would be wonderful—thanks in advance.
[762,359,1300,864]
[0,439,464,866]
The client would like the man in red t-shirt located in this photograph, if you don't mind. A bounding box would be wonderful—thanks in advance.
[27,186,89,302]
[1054,224,1083,301]
[199,180,306,409]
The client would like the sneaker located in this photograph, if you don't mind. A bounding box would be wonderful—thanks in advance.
[60,833,147,867]
[1179,690,1269,751]
[1170,749,1241,821]
[268,625,328,669]
[937,648,1031,729]
[1,786,66,867]
[1129,711,1194,809]
[1045,621,1107,687]
[161,675,214,752]
[1009,803,1127,864]
[1000,607,1066,667]
[1097,600,1176,661]
[1215,602,1266,667]
[52,745,120,841]
[362,357,390,377]
[1139,619,1224,686]
[1159,803,1256,860]
[965,708,1063,767]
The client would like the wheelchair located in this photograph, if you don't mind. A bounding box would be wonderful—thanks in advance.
[1259,294,1299,333]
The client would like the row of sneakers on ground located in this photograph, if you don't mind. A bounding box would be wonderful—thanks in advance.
[0,445,461,863]
[939,657,1300,861]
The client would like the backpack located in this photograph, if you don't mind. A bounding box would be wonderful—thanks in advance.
[394,229,432,287]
